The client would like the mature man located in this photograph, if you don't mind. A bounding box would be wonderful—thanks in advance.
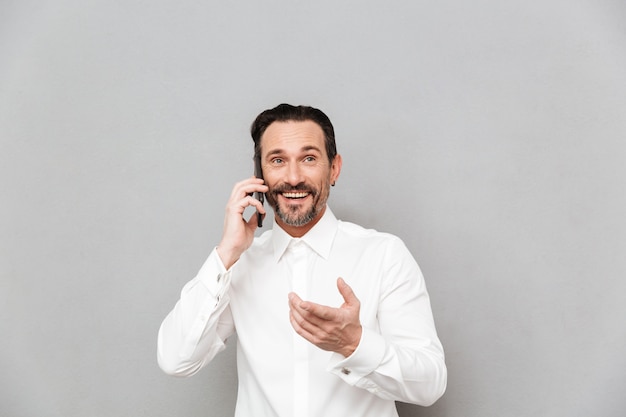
[157,104,447,417]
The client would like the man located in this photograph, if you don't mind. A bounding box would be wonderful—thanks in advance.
[157,104,447,417]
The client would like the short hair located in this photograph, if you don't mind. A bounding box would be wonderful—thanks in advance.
[250,104,337,162]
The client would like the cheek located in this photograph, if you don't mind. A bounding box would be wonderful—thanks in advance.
[263,174,281,191]
[315,177,331,200]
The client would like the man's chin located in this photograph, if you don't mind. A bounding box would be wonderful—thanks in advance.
[276,205,317,227]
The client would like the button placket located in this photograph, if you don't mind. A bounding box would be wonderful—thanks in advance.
[285,239,309,417]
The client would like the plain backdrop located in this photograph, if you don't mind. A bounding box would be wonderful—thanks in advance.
[1,1,625,416]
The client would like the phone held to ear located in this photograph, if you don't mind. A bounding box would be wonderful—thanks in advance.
[254,155,264,227]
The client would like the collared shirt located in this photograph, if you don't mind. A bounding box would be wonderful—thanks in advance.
[158,207,446,417]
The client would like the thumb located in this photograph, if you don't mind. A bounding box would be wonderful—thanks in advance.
[337,277,359,306]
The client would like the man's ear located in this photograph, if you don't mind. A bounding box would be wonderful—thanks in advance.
[330,154,342,186]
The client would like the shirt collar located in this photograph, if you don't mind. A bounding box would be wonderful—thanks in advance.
[272,206,338,263]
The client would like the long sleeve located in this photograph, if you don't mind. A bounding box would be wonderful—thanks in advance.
[157,248,235,376]
[326,236,447,406]
[156,211,445,416]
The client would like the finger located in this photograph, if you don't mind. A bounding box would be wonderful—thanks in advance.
[288,292,303,307]
[337,278,359,307]
[245,211,260,228]
[302,302,338,322]
[289,304,321,340]
[245,196,266,215]
[288,293,330,326]
[288,293,313,321]
[236,185,268,203]
[229,195,266,216]
[230,177,267,199]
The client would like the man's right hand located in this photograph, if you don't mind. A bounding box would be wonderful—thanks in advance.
[216,177,268,269]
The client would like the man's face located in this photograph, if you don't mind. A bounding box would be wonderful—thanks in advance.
[259,120,341,236]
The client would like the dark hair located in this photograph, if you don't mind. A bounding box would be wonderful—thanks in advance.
[250,104,337,162]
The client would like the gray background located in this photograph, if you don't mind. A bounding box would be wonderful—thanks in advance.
[1,0,625,416]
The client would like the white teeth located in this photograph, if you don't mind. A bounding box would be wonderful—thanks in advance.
[282,192,309,199]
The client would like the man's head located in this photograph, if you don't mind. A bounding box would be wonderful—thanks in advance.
[250,104,342,237]
[251,104,338,163]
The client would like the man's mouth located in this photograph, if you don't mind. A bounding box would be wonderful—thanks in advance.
[281,191,310,199]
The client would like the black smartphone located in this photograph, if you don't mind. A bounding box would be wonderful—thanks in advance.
[254,155,264,227]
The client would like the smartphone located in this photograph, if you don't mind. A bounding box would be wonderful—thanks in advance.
[254,155,264,227]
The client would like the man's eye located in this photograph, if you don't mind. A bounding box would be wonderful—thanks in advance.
[304,156,316,163]
[271,158,284,165]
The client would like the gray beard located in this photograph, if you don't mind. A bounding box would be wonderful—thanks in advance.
[274,203,319,227]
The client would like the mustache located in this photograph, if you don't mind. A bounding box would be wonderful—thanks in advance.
[271,183,317,195]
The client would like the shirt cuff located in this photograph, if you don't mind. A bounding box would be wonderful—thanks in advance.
[197,247,230,299]
[179,248,232,359]
[326,327,387,385]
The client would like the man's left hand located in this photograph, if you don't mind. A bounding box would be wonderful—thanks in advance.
[288,277,362,357]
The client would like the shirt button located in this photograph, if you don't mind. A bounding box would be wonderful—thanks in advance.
[217,273,222,282]
[341,367,351,375]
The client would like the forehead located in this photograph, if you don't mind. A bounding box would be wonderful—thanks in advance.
[260,120,326,156]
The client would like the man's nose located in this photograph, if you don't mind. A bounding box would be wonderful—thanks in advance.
[285,162,304,185]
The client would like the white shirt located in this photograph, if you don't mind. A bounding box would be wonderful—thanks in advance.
[158,208,446,417]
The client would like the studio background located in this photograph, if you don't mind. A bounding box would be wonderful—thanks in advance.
[1,1,625,416]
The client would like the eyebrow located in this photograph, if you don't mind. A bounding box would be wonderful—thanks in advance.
[265,145,323,158]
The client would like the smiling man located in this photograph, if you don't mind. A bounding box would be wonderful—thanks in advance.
[262,119,338,232]
[157,104,447,417]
